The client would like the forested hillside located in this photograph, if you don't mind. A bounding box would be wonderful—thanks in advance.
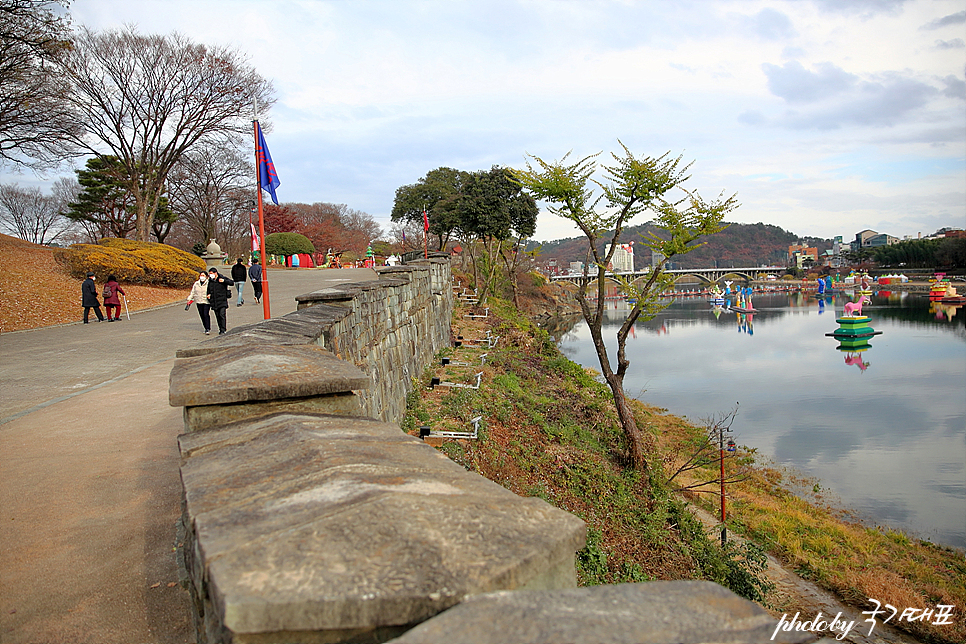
[533,222,831,270]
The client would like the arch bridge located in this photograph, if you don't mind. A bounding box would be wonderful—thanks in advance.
[550,266,783,286]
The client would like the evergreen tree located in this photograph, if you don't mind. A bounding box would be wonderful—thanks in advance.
[64,155,137,239]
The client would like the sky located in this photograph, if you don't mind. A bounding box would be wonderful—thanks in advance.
[4,0,965,244]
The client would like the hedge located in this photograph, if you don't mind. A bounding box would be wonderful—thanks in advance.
[54,238,207,289]
[265,232,315,257]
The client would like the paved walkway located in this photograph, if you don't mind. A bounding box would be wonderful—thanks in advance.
[0,268,377,644]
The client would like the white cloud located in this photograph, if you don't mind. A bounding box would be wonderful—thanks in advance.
[4,0,962,243]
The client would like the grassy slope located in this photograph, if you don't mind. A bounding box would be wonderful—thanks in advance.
[404,297,772,596]
[0,234,185,332]
[404,290,965,644]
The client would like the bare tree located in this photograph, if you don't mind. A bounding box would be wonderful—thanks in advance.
[0,180,73,244]
[0,0,80,169]
[288,202,382,256]
[58,26,275,242]
[167,142,253,254]
[665,407,750,493]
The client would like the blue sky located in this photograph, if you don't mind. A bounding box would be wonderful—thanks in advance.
[3,0,964,243]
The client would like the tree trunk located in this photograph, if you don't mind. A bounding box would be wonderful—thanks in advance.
[606,372,647,470]
[582,291,647,471]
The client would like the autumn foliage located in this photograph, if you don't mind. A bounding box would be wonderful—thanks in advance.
[54,238,206,288]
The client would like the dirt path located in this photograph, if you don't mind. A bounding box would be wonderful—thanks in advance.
[684,502,923,644]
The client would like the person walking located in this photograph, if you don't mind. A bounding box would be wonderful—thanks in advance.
[81,272,105,323]
[187,272,212,334]
[231,257,247,307]
[102,274,126,322]
[206,267,234,335]
[248,261,262,304]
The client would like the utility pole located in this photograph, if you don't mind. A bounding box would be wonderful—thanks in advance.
[718,422,737,547]
[719,426,727,547]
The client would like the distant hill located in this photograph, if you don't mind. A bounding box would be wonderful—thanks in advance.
[532,222,831,270]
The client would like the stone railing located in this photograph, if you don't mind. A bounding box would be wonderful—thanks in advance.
[168,256,806,644]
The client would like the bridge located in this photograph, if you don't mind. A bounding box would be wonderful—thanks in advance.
[550,266,784,285]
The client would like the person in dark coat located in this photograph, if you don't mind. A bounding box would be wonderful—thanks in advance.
[206,267,235,335]
[248,261,263,304]
[231,257,247,307]
[81,272,105,323]
[103,274,126,321]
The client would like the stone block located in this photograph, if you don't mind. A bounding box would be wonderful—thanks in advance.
[169,345,370,407]
[182,392,363,433]
[179,413,586,642]
[385,581,815,644]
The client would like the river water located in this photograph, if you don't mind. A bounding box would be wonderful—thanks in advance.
[556,290,966,550]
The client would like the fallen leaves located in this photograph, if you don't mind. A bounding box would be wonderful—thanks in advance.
[0,234,185,332]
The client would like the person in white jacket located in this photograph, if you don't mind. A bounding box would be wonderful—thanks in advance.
[186,272,212,334]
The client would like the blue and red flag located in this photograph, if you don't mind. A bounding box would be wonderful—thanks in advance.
[255,122,280,205]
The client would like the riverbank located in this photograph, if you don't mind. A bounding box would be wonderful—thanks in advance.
[750,280,938,293]
[407,285,965,644]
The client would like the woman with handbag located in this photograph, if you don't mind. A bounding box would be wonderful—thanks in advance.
[186,272,212,334]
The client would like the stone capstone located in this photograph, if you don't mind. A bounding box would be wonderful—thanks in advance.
[384,581,817,644]
[178,412,586,641]
[168,344,370,408]
[175,306,350,358]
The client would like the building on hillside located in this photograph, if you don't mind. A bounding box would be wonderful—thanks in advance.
[924,228,965,240]
[605,242,634,272]
[851,229,898,250]
[569,261,585,274]
[651,249,669,269]
[788,242,818,268]
[825,235,847,268]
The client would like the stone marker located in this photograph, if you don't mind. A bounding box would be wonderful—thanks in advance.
[178,412,586,643]
[384,581,817,644]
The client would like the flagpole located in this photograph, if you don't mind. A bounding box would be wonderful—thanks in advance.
[254,119,271,320]
[423,208,429,259]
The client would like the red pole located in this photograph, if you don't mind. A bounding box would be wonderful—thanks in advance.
[720,445,726,523]
[720,430,727,546]
[254,120,271,320]
[423,208,429,259]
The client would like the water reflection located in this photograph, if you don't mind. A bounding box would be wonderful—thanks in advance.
[558,292,966,549]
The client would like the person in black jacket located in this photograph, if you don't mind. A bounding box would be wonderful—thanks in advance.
[248,261,262,304]
[230,257,247,307]
[81,272,105,323]
[206,267,235,335]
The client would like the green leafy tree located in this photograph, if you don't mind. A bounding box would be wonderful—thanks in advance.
[935,237,966,269]
[64,155,137,239]
[514,143,736,471]
[149,192,176,244]
[457,166,537,303]
[265,231,314,257]
[391,167,467,249]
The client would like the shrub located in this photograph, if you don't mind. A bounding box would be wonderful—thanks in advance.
[53,238,206,288]
[265,232,315,256]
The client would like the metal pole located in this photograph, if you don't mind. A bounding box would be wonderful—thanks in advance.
[720,428,727,546]
[254,120,271,320]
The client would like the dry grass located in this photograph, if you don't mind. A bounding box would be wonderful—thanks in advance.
[655,411,966,644]
[404,295,760,590]
[0,234,186,333]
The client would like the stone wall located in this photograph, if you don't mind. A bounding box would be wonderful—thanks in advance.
[168,256,804,644]
[168,257,590,643]
[294,256,453,423]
